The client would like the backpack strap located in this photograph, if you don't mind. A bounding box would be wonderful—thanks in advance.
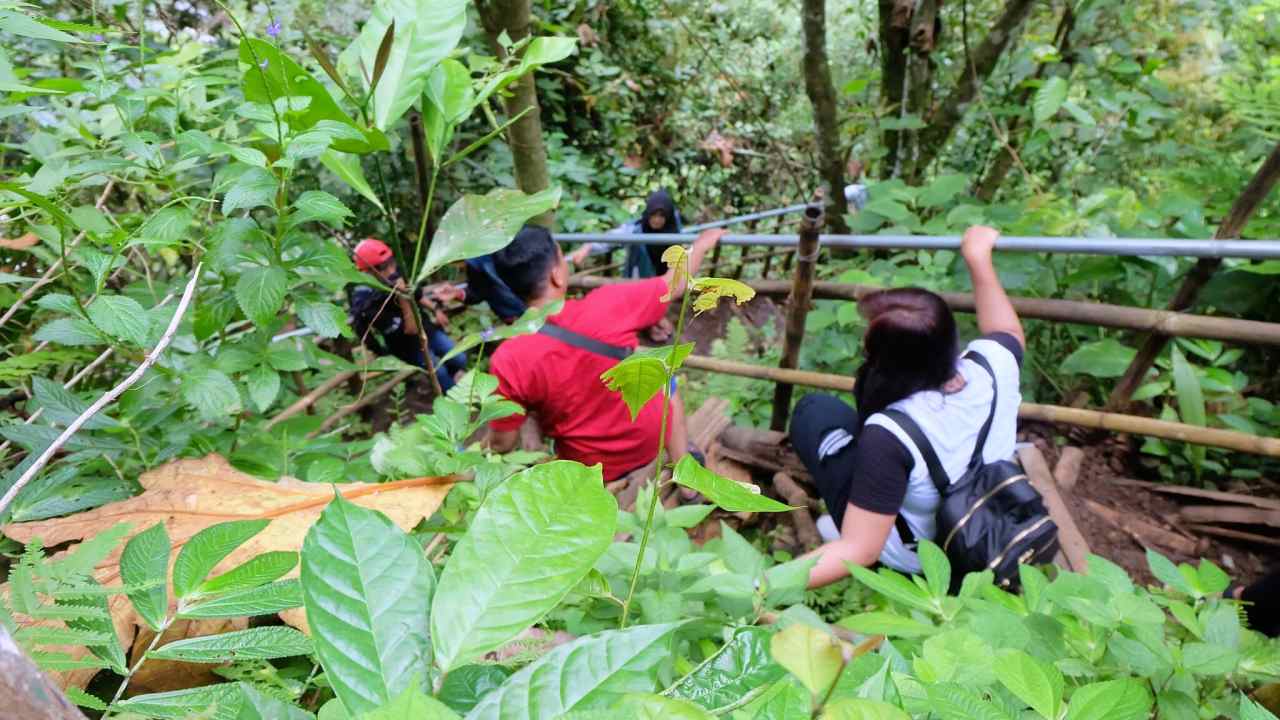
[964,350,999,468]
[538,323,633,361]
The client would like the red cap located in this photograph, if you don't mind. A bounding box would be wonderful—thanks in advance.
[354,238,393,271]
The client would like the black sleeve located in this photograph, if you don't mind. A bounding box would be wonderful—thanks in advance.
[845,425,914,515]
[980,331,1024,366]
[348,287,386,354]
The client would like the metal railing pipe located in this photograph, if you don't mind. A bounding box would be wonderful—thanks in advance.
[553,233,1280,260]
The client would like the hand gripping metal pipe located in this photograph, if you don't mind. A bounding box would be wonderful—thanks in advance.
[552,232,1280,260]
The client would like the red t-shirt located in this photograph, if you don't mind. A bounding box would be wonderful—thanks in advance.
[489,277,670,481]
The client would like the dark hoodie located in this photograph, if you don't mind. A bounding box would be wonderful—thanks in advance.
[628,189,683,277]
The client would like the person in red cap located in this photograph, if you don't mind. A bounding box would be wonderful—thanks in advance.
[349,238,467,390]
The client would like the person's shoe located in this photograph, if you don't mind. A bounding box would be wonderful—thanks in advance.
[816,514,840,542]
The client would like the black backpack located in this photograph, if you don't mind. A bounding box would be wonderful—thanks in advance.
[882,351,1059,590]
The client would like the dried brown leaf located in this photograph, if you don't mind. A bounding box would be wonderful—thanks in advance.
[0,233,39,251]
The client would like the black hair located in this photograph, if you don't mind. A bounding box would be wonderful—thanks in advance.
[853,288,959,428]
[493,224,559,302]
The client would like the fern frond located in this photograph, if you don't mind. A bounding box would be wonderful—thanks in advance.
[15,625,115,646]
[28,650,112,672]
[47,522,131,581]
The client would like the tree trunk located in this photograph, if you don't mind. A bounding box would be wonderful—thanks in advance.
[1107,140,1280,410]
[801,0,850,233]
[915,0,1037,171]
[901,0,940,183]
[0,625,86,720]
[877,0,912,178]
[477,0,553,225]
[975,4,1076,202]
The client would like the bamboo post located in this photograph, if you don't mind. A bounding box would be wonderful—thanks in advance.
[1108,140,1280,409]
[680,354,1280,458]
[568,276,1280,346]
[771,203,824,431]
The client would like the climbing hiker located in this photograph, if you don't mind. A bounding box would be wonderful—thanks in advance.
[569,188,685,341]
[791,225,1036,587]
[486,224,726,483]
[463,253,527,324]
[348,238,467,391]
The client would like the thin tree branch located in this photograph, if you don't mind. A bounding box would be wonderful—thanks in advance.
[0,264,202,517]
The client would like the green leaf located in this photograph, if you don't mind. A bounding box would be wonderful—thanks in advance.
[1181,641,1240,675]
[610,694,714,719]
[240,38,378,153]
[418,187,562,281]
[364,679,461,719]
[292,190,352,227]
[916,539,950,598]
[819,698,910,720]
[671,455,792,513]
[222,165,278,215]
[172,519,270,600]
[86,294,149,346]
[1034,76,1069,124]
[922,683,1014,720]
[320,151,385,211]
[667,627,785,712]
[600,354,668,421]
[0,9,81,42]
[431,461,616,670]
[30,376,116,429]
[148,626,312,662]
[1146,549,1194,595]
[993,650,1064,720]
[183,368,243,418]
[1064,679,1152,720]
[424,60,475,157]
[440,299,563,364]
[65,687,107,711]
[664,504,714,529]
[301,493,434,716]
[178,579,303,619]
[465,623,684,719]
[116,682,314,720]
[437,665,511,715]
[471,36,577,111]
[690,277,755,315]
[236,265,288,328]
[848,565,935,614]
[138,206,193,248]
[198,550,297,596]
[120,523,170,632]
[1061,100,1096,127]
[1242,696,1280,720]
[340,0,467,130]
[33,317,103,346]
[769,623,843,697]
[1060,339,1136,378]
[917,174,968,208]
[245,364,281,413]
[837,612,936,638]
[298,301,353,339]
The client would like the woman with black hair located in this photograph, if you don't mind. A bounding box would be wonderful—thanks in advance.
[791,225,1026,587]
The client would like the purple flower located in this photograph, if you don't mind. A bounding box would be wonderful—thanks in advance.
[266,20,281,38]
[91,33,105,42]
[258,58,269,70]
[480,328,495,342]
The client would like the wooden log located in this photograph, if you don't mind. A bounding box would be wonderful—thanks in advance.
[1018,445,1091,573]
[569,277,1280,346]
[1185,523,1280,549]
[0,625,86,719]
[1082,498,1199,556]
[1180,505,1280,528]
[772,203,824,431]
[773,472,821,548]
[719,426,810,479]
[682,355,1280,458]
[688,397,732,451]
[1053,446,1085,491]
[266,370,360,429]
[1111,478,1280,512]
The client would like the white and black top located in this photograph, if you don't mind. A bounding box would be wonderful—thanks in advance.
[850,333,1023,573]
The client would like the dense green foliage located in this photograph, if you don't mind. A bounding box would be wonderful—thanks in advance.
[4,0,1280,717]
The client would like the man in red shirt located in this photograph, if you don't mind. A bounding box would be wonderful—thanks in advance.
[487,225,725,482]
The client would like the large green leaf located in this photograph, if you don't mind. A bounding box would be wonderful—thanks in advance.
[239,38,380,153]
[769,623,843,697]
[1171,345,1207,473]
[923,683,1015,720]
[1060,339,1135,378]
[465,623,684,719]
[600,354,668,421]
[667,627,785,712]
[1064,679,1152,720]
[1034,76,1068,124]
[994,650,1064,720]
[0,9,81,42]
[431,461,616,670]
[363,680,461,719]
[115,682,315,720]
[86,294,150,346]
[172,519,269,600]
[183,368,243,419]
[222,165,278,215]
[30,376,116,429]
[301,493,434,716]
[198,550,297,595]
[473,37,577,109]
[418,187,562,281]
[320,150,385,210]
[438,665,512,715]
[120,523,171,632]
[820,699,910,720]
[340,0,467,130]
[671,455,792,513]
[236,265,288,328]
[148,626,312,662]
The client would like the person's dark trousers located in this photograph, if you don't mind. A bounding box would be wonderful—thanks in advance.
[789,394,860,528]
[1242,570,1280,637]
[427,326,466,378]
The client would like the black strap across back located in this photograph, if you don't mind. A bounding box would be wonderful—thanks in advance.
[537,323,633,361]
[880,351,999,547]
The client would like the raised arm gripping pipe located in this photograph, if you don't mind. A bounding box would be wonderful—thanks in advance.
[553,233,1280,260]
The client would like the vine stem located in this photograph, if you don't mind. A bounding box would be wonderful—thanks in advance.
[106,615,173,711]
[619,259,694,629]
